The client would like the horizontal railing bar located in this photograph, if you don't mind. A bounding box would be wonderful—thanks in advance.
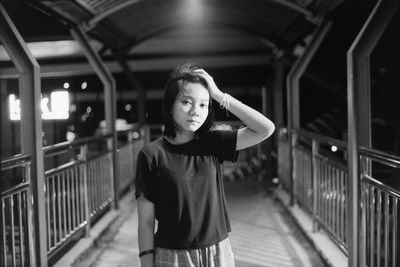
[0,182,30,198]
[45,149,112,175]
[87,150,112,161]
[363,174,400,198]
[116,136,145,148]
[296,128,347,149]
[1,154,31,170]
[315,215,349,255]
[45,160,82,176]
[360,146,400,168]
[47,224,86,258]
[315,153,347,170]
[43,133,112,155]
[116,125,141,136]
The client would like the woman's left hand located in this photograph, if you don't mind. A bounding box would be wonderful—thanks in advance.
[194,69,223,100]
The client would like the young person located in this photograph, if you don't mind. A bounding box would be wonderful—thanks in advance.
[135,64,275,267]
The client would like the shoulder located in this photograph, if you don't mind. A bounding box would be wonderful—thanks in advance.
[139,137,164,158]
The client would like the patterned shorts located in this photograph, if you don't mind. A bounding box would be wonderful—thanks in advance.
[154,238,235,267]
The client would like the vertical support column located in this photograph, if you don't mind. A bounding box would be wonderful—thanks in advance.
[273,58,284,141]
[115,53,147,126]
[79,144,91,236]
[346,0,398,265]
[291,133,298,203]
[0,4,46,266]
[286,21,332,205]
[71,27,120,209]
[312,139,320,232]
[262,85,274,180]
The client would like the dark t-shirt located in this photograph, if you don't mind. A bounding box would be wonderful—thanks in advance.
[135,130,238,249]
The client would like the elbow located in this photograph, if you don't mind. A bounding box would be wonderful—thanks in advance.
[262,120,275,140]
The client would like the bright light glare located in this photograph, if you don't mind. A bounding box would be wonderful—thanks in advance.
[81,82,88,90]
[50,91,69,119]
[63,82,70,89]
[66,131,76,142]
[125,104,132,111]
[9,91,69,120]
[331,145,338,152]
[182,0,203,22]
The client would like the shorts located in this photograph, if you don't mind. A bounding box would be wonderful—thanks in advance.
[154,238,235,267]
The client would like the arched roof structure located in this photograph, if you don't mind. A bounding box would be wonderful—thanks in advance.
[31,0,344,69]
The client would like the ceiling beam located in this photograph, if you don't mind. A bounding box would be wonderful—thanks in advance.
[79,0,322,33]
[268,0,323,24]
[81,0,143,31]
[0,54,272,78]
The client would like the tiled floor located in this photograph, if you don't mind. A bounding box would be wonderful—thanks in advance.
[82,181,326,267]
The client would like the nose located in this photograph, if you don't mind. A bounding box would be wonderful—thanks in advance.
[189,107,199,117]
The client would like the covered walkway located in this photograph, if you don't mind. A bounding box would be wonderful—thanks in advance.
[1,1,400,267]
[57,180,328,267]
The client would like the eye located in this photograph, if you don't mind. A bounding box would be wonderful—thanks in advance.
[200,103,208,108]
[181,99,191,105]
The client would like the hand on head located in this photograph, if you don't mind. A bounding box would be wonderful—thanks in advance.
[193,69,222,99]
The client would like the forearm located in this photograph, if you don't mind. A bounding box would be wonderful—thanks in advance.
[138,222,155,267]
[213,90,275,138]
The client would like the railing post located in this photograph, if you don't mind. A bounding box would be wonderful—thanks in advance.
[80,144,91,237]
[0,5,47,266]
[290,133,298,205]
[25,163,37,267]
[71,27,120,209]
[312,139,320,232]
[359,156,367,267]
[286,21,332,206]
[144,125,151,144]
[346,0,398,265]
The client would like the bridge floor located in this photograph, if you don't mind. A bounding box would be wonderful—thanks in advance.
[72,180,327,267]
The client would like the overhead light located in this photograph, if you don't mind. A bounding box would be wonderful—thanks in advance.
[81,82,88,90]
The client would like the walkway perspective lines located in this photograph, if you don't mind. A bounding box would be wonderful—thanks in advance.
[74,181,326,267]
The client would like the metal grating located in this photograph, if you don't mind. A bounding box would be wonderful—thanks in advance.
[76,0,129,13]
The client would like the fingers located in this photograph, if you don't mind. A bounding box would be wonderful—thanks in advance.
[194,69,212,80]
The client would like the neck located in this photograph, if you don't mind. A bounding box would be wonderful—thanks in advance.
[166,132,194,144]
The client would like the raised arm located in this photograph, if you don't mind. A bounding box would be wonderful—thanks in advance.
[195,69,275,150]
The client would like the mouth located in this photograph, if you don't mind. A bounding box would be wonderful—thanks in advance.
[187,119,199,123]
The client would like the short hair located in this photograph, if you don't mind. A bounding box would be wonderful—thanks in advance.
[162,63,215,138]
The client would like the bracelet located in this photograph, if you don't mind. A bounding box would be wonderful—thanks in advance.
[139,249,154,258]
[220,93,231,110]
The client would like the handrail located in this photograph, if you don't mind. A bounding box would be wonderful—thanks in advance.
[43,133,112,156]
[295,128,347,149]
[359,146,400,168]
[44,159,81,176]
[0,181,30,197]
[363,174,400,198]
[116,125,141,136]
[1,154,31,170]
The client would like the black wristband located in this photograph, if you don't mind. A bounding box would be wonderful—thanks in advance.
[139,249,154,258]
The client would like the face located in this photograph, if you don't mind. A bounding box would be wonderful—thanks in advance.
[171,81,210,136]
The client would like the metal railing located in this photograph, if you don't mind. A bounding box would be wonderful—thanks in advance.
[118,130,145,192]
[360,147,399,267]
[43,129,144,261]
[1,127,145,266]
[43,134,113,259]
[292,129,349,253]
[279,128,400,264]
[1,155,36,267]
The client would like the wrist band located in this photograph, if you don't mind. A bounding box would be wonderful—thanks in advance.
[139,249,154,258]
[219,93,231,110]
